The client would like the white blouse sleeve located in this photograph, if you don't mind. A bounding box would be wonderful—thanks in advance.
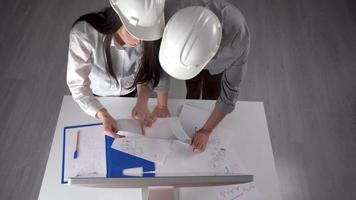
[66,28,104,117]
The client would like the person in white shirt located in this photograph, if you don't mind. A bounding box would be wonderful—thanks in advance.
[67,6,170,138]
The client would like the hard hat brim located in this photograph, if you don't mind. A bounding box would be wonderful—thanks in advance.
[115,7,165,41]
[159,52,205,81]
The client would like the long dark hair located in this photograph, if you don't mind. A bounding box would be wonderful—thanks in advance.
[72,7,161,89]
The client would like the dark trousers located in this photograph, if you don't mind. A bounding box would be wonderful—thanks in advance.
[185,70,223,100]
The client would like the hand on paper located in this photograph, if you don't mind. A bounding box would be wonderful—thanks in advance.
[190,129,211,152]
[96,109,121,138]
[131,103,156,134]
[154,91,170,118]
[152,105,171,118]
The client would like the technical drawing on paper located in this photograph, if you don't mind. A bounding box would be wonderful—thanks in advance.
[111,137,173,164]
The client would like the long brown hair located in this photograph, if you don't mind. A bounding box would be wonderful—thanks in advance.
[72,7,161,89]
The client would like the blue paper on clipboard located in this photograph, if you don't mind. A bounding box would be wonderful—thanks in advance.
[61,123,155,184]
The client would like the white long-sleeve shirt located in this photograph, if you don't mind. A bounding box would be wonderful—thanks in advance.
[67,21,146,117]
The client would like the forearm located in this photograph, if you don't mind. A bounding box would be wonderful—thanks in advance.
[96,108,110,120]
[202,106,226,135]
[156,91,168,107]
[137,84,151,104]
[132,84,156,130]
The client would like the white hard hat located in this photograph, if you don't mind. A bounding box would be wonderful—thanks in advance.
[159,6,222,80]
[109,0,166,41]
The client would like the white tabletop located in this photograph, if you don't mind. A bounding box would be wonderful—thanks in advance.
[38,96,281,200]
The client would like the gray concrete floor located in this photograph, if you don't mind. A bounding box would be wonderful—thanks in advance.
[0,0,355,199]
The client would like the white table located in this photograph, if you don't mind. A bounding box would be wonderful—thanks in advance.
[38,96,281,200]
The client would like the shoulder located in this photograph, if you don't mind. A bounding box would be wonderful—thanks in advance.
[216,1,248,35]
[70,21,102,48]
[71,21,96,35]
[211,1,250,49]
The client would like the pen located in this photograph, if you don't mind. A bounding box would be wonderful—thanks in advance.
[73,130,80,159]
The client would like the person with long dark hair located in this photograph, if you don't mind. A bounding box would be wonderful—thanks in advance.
[66,3,169,138]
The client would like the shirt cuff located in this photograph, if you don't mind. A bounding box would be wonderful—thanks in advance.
[215,97,236,114]
[82,99,105,118]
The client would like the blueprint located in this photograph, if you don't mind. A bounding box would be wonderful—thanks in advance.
[63,125,106,182]
[111,136,173,165]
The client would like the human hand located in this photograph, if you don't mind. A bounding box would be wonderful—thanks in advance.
[152,105,171,118]
[96,109,121,138]
[131,102,156,134]
[190,129,211,153]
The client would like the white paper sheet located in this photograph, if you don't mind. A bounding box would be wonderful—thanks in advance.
[146,117,191,141]
[170,104,261,199]
[117,117,191,142]
[111,136,173,165]
[155,104,232,172]
[63,125,106,182]
[117,118,142,135]
[157,126,232,173]
[178,104,211,137]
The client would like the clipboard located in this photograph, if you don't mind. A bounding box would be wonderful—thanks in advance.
[61,123,155,184]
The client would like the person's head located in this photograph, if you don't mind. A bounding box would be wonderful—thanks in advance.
[159,6,222,80]
[72,6,163,89]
